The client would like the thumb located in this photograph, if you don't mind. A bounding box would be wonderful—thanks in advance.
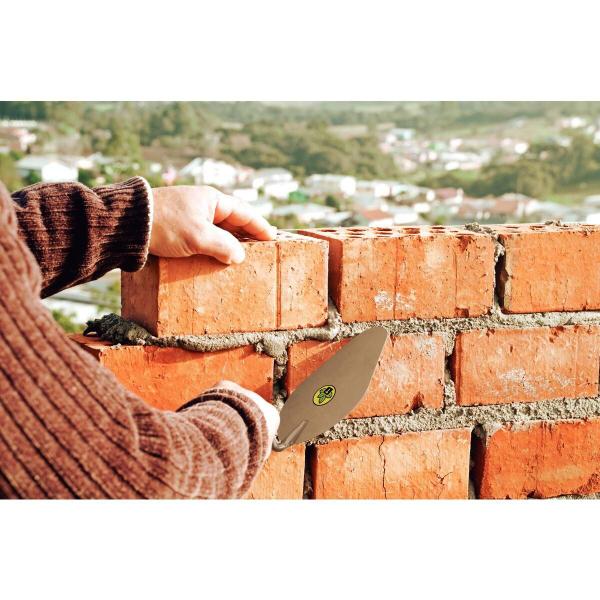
[193,222,246,265]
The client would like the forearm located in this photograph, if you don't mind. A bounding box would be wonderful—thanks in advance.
[11,177,153,297]
[0,187,269,499]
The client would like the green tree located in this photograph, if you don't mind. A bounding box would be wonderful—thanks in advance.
[51,308,82,333]
[0,154,23,191]
[24,171,42,186]
[324,194,341,209]
[78,168,97,188]
[105,121,142,161]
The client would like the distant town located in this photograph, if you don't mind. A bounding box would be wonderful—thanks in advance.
[3,113,600,230]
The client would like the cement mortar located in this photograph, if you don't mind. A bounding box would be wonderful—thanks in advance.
[312,396,600,444]
[85,303,600,364]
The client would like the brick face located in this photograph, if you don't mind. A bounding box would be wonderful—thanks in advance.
[287,333,445,418]
[300,226,495,323]
[311,429,471,499]
[246,445,305,499]
[473,419,600,499]
[121,232,327,336]
[494,223,600,313]
[73,335,274,410]
[452,325,600,406]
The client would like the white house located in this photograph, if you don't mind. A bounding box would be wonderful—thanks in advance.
[179,158,239,188]
[586,212,600,225]
[251,168,294,188]
[232,187,259,203]
[384,128,415,144]
[356,180,413,198]
[351,193,388,211]
[0,126,37,152]
[389,205,419,225]
[271,203,335,224]
[584,195,600,208]
[305,174,357,197]
[249,168,298,199]
[17,156,78,183]
[251,199,274,218]
[263,179,299,200]
[356,180,394,198]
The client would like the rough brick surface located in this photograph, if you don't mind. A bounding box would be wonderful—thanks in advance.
[121,231,327,335]
[287,334,445,418]
[72,335,274,410]
[473,419,600,499]
[300,226,495,322]
[452,325,600,406]
[494,223,600,313]
[311,428,471,499]
[246,445,305,499]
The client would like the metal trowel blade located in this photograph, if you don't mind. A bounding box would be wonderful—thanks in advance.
[273,326,389,451]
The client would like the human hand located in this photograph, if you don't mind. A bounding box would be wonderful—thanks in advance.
[149,185,277,264]
[214,380,280,454]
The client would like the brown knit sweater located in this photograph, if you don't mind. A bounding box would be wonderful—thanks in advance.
[0,177,269,499]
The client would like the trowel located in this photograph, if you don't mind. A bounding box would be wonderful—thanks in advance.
[272,326,389,451]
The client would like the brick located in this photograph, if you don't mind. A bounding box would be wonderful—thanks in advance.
[72,335,274,410]
[311,428,471,499]
[473,419,600,499]
[246,445,305,499]
[493,223,600,313]
[452,325,600,406]
[121,231,327,336]
[287,334,445,418]
[300,226,495,323]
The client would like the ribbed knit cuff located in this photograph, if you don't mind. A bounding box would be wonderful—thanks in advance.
[178,387,271,493]
[93,176,152,272]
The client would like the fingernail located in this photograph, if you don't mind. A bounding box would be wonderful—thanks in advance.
[232,246,245,264]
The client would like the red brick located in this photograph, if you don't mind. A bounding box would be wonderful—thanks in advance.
[287,334,445,418]
[452,325,600,406]
[473,418,600,499]
[72,335,274,410]
[311,428,471,499]
[493,223,600,313]
[121,231,327,336]
[246,445,305,499]
[300,226,495,323]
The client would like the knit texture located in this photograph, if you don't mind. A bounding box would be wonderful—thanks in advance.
[0,178,269,499]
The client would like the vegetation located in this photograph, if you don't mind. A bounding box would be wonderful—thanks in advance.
[2,101,600,198]
[421,132,600,199]
[219,120,399,179]
[0,153,23,190]
[51,308,82,334]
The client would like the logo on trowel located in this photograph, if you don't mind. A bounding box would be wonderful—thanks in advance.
[313,385,336,406]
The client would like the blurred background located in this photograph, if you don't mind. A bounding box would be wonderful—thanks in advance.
[2,101,600,331]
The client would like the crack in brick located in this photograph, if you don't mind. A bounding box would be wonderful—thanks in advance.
[377,436,388,499]
[437,471,454,499]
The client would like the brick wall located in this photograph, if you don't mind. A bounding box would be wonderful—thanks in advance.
[75,223,600,499]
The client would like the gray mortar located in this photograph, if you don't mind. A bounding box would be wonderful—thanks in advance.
[85,302,344,367]
[85,302,600,363]
[311,395,600,444]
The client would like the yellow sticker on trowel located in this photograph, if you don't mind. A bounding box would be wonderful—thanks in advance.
[313,385,336,406]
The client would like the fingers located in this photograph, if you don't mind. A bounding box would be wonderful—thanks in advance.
[192,223,245,265]
[213,191,277,241]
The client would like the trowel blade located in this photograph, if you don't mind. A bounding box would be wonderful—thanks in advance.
[273,326,389,451]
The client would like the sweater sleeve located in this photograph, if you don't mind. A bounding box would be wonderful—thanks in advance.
[11,177,153,298]
[0,182,270,499]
